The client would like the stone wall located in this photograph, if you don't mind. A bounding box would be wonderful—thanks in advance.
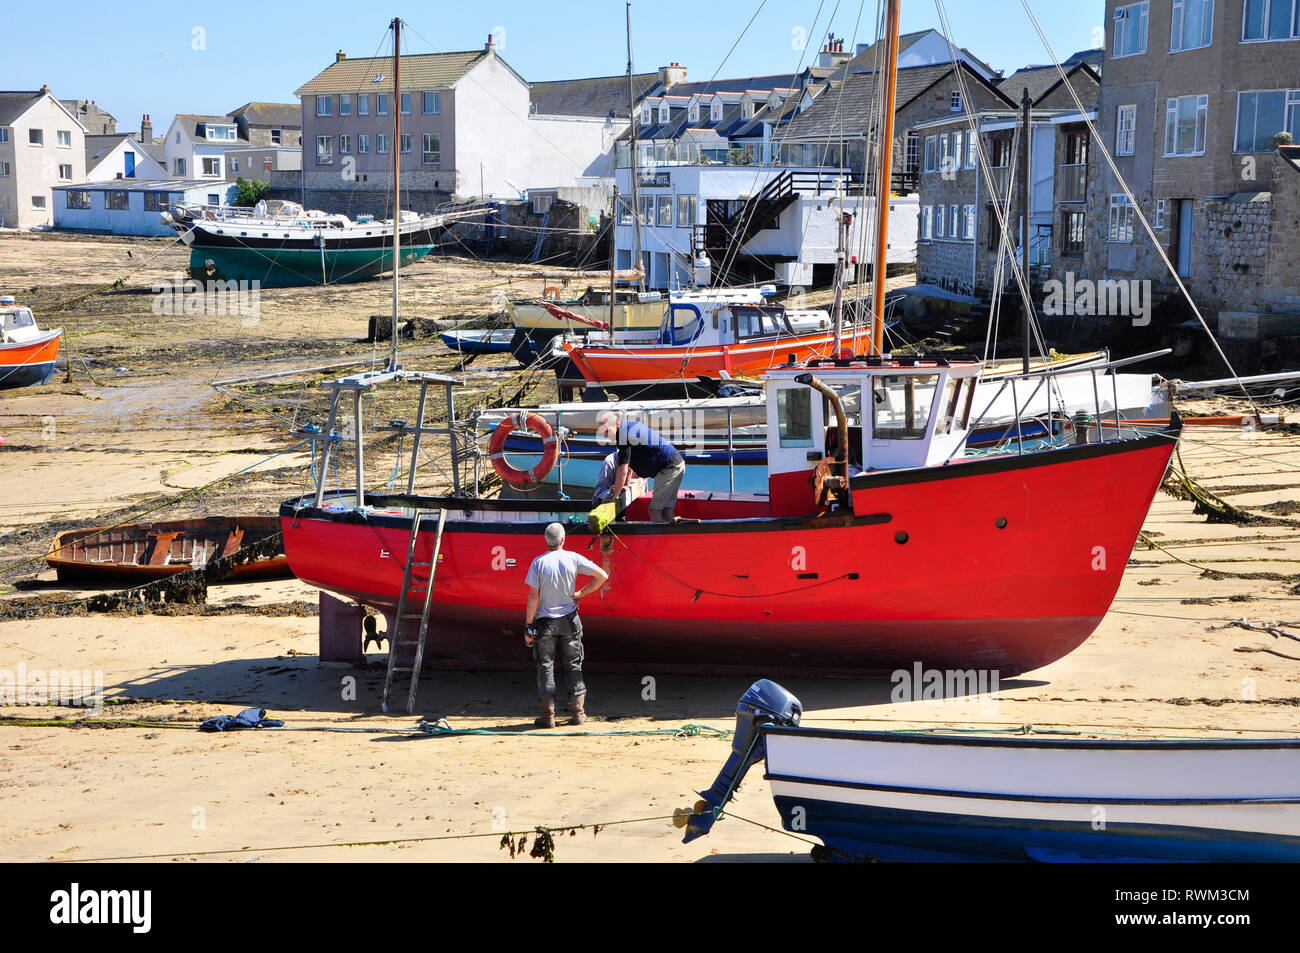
[1194,195,1273,312]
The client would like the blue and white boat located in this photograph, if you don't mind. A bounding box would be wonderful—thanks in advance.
[683,681,1300,862]
[439,329,515,356]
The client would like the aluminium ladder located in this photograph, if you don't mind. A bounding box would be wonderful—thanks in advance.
[381,509,447,714]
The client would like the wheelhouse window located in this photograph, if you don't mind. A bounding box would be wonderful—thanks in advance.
[734,306,786,339]
[777,388,814,448]
[873,375,939,440]
[1113,2,1150,57]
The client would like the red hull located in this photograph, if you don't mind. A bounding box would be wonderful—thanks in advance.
[280,431,1175,676]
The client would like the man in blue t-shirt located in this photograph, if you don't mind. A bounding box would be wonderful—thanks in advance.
[524,522,609,728]
[597,412,686,522]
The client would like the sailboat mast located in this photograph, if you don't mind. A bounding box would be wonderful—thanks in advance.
[1019,87,1033,375]
[389,16,402,372]
[626,1,642,292]
[869,0,901,356]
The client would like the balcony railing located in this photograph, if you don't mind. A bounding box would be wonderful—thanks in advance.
[1057,163,1088,203]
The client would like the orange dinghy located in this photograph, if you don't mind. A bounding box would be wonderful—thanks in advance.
[47,516,290,583]
[563,288,866,398]
[0,296,61,389]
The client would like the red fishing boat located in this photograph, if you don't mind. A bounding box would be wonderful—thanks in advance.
[0,297,61,389]
[280,354,1179,677]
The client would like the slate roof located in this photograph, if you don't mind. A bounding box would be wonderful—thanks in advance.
[530,72,658,118]
[84,134,131,167]
[780,61,1013,141]
[227,102,300,127]
[295,50,488,95]
[0,91,44,125]
[998,60,1100,108]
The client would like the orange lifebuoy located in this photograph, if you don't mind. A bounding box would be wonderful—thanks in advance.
[542,286,561,300]
[489,412,559,488]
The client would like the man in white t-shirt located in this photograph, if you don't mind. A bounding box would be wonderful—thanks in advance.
[524,522,608,728]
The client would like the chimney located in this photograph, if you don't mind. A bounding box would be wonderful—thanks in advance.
[817,35,850,69]
[40,84,50,96]
[658,62,687,88]
[140,114,153,143]
[336,49,346,62]
[485,33,495,53]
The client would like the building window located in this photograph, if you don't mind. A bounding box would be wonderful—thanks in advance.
[1154,198,1166,228]
[143,192,167,211]
[175,130,181,143]
[1062,210,1086,255]
[939,133,952,168]
[1108,194,1135,242]
[689,103,700,123]
[339,135,351,154]
[207,193,220,206]
[949,206,960,239]
[1235,89,1300,151]
[231,158,240,173]
[174,158,186,176]
[105,190,129,210]
[263,156,273,172]
[532,193,554,215]
[377,94,389,115]
[57,130,71,147]
[711,101,722,122]
[424,91,440,114]
[935,203,947,238]
[67,190,91,209]
[0,161,9,176]
[924,135,937,172]
[921,205,933,239]
[1171,0,1214,51]
[1164,94,1209,155]
[1116,105,1137,155]
[1113,1,1150,57]
[56,163,72,181]
[358,95,369,117]
[1243,0,1300,40]
[950,91,962,112]
[31,195,46,209]
[316,96,332,117]
[0,129,7,143]
[271,128,282,145]
[741,100,755,120]
[905,132,920,172]
[422,133,440,164]
[966,132,977,168]
[677,193,696,227]
[660,104,671,123]
[29,128,43,145]
[616,194,633,225]
[963,204,976,240]
[400,134,411,154]
[316,135,333,164]
[340,95,351,116]
[989,136,1013,167]
[377,134,389,154]
[358,134,370,154]
[641,104,652,125]
[656,195,673,226]
[400,93,411,114]
[202,157,221,176]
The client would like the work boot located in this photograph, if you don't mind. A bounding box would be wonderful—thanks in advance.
[569,693,587,725]
[534,698,556,729]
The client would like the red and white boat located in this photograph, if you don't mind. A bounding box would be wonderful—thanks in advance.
[280,353,1179,676]
[0,296,61,389]
[561,288,869,398]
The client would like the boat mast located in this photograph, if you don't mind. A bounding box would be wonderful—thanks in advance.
[1019,86,1033,375]
[626,1,642,292]
[869,0,900,356]
[389,16,402,372]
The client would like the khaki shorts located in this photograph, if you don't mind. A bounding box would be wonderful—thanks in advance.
[650,458,686,512]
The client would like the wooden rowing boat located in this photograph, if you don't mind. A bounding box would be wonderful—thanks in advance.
[47,516,289,583]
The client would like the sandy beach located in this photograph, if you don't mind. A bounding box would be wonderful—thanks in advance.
[2,232,1298,863]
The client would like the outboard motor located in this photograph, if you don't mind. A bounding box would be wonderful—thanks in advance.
[682,679,802,843]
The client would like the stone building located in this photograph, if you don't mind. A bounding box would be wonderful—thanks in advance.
[1084,0,1300,337]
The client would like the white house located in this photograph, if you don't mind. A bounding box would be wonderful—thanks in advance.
[84,134,166,182]
[162,114,248,181]
[53,177,233,236]
[0,88,87,228]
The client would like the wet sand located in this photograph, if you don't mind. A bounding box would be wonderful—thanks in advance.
[2,233,1298,863]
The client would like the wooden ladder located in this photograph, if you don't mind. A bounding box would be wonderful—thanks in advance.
[381,509,447,714]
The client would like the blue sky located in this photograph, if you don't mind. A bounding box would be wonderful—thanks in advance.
[16,1,1103,133]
